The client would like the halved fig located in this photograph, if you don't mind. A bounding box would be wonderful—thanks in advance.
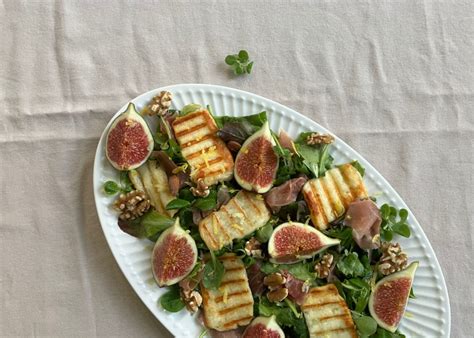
[268,222,340,264]
[243,316,285,338]
[234,121,278,193]
[151,218,197,287]
[369,262,419,332]
[106,103,154,170]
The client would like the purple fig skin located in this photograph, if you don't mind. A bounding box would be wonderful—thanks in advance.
[369,262,419,332]
[242,316,285,338]
[106,103,154,170]
[234,122,278,193]
[151,219,198,287]
[268,222,340,264]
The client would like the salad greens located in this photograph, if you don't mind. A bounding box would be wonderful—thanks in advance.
[106,98,418,337]
[103,171,133,195]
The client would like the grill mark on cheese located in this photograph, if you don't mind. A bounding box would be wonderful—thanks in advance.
[323,173,345,215]
[214,213,232,243]
[192,157,224,169]
[301,300,341,310]
[223,206,245,237]
[339,164,366,197]
[329,169,351,208]
[200,225,219,249]
[219,278,246,287]
[241,192,261,216]
[229,198,252,228]
[175,122,209,138]
[172,110,209,126]
[218,302,253,315]
[308,182,328,225]
[180,133,214,148]
[313,327,356,336]
[318,176,336,221]
[319,313,351,321]
[215,290,248,302]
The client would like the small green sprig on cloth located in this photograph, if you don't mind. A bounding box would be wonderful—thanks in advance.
[225,50,254,75]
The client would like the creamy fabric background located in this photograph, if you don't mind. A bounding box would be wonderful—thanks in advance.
[1,1,473,337]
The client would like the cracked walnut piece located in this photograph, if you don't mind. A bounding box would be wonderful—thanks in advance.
[315,253,334,278]
[378,242,408,275]
[190,178,210,197]
[306,132,335,145]
[113,190,151,221]
[245,237,263,258]
[144,91,173,116]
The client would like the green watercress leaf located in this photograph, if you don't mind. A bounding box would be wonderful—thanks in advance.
[202,251,225,290]
[341,278,371,312]
[351,160,365,177]
[104,181,120,195]
[141,211,175,241]
[337,252,366,278]
[181,103,202,115]
[160,285,185,312]
[193,189,217,211]
[255,218,277,243]
[166,198,191,210]
[214,111,267,129]
[351,311,377,337]
[225,50,254,76]
[380,204,411,241]
[372,327,406,338]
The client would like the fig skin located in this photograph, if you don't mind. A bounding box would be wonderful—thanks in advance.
[234,121,278,193]
[106,103,154,171]
[369,262,419,332]
[242,316,285,338]
[151,218,198,287]
[268,222,340,264]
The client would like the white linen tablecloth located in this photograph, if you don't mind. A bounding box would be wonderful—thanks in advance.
[1,1,473,337]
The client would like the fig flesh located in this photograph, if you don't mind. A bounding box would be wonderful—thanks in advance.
[369,262,418,332]
[106,103,154,170]
[234,121,278,193]
[242,316,285,338]
[151,218,198,287]
[268,222,340,264]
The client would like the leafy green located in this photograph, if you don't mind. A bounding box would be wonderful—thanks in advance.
[409,287,416,299]
[255,218,277,243]
[181,103,202,115]
[165,198,191,210]
[351,160,365,177]
[380,204,411,241]
[351,311,377,338]
[141,211,175,241]
[104,181,120,195]
[337,251,370,278]
[341,278,371,313]
[193,189,217,211]
[258,297,308,338]
[213,111,267,130]
[295,143,333,178]
[202,251,225,290]
[323,225,354,251]
[225,50,254,75]
[178,187,196,202]
[119,171,133,192]
[103,171,133,195]
[372,327,406,338]
[160,285,185,312]
[260,261,315,282]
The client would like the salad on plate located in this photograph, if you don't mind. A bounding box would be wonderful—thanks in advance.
[102,91,417,338]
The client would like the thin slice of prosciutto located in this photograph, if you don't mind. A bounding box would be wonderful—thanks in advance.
[264,176,308,212]
[344,199,381,250]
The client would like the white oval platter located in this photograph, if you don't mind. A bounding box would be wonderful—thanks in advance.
[93,84,450,337]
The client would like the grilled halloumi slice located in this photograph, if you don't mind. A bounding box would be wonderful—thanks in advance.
[172,109,234,186]
[303,163,368,230]
[199,191,271,250]
[201,254,254,331]
[302,284,357,338]
[128,160,176,217]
